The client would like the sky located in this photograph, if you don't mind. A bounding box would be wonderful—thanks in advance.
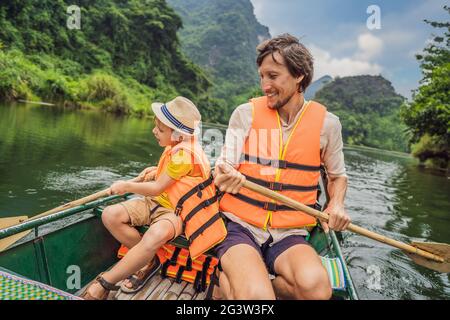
[249,0,448,99]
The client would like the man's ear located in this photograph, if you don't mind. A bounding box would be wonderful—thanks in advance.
[296,74,305,85]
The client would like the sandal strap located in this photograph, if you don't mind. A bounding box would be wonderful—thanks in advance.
[96,274,120,291]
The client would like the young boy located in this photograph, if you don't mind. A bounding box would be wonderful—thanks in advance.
[81,96,226,300]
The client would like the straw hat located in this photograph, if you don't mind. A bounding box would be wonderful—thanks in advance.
[151,96,201,136]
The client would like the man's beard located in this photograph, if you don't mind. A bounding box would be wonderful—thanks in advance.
[269,91,295,110]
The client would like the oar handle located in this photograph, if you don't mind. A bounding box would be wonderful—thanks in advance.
[243,180,444,263]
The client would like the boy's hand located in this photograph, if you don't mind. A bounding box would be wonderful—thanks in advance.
[109,180,130,195]
[214,163,245,194]
[137,166,157,182]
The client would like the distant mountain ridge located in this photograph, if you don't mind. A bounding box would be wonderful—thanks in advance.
[314,75,409,151]
[305,75,333,100]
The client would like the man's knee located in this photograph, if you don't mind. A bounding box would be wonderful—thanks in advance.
[294,269,332,300]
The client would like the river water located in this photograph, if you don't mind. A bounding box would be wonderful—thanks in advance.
[0,102,448,299]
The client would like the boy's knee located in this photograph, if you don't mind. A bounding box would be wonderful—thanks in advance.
[102,205,127,226]
[141,224,173,249]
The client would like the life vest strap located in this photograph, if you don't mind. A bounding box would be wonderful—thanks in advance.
[184,193,220,223]
[201,256,212,292]
[231,192,317,212]
[175,265,185,283]
[188,212,222,244]
[186,256,193,271]
[170,247,182,265]
[243,174,319,192]
[241,154,322,172]
[174,175,214,215]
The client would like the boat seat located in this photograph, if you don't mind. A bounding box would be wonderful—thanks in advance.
[320,256,346,290]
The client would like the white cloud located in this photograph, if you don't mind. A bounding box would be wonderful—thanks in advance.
[355,33,383,60]
[309,44,383,80]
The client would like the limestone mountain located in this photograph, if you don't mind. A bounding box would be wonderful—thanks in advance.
[314,75,409,151]
[166,0,270,101]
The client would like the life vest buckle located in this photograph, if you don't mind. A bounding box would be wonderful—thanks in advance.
[175,206,182,216]
[269,182,283,191]
[277,160,287,169]
[263,202,277,211]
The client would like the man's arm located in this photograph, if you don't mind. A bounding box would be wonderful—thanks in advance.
[109,172,176,197]
[214,103,252,193]
[321,113,351,232]
[323,175,350,231]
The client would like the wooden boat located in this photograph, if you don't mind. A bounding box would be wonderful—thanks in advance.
[0,193,358,300]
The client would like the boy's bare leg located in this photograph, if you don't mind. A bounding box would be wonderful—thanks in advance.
[101,204,142,248]
[86,218,177,298]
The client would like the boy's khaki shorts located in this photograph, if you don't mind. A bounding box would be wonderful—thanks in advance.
[119,196,183,240]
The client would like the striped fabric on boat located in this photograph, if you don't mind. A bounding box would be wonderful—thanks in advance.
[320,256,346,290]
[0,269,81,300]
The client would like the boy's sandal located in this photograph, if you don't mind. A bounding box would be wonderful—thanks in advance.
[80,273,120,300]
[120,257,161,294]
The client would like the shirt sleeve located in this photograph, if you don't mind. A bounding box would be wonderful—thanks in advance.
[320,112,348,178]
[215,103,253,168]
[165,149,193,180]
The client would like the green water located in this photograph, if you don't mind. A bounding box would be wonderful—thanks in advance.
[0,102,449,299]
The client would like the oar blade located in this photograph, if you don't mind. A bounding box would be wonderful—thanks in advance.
[0,216,32,252]
[405,242,450,273]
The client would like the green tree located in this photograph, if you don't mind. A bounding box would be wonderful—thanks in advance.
[401,6,450,169]
[314,75,409,152]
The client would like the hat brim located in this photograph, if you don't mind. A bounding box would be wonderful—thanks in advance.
[151,102,195,136]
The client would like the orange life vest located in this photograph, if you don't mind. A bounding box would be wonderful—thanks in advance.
[155,139,227,259]
[220,96,327,229]
[117,244,219,293]
[157,244,219,292]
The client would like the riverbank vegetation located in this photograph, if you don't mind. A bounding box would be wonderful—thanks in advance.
[315,75,409,152]
[0,0,224,119]
[400,6,449,170]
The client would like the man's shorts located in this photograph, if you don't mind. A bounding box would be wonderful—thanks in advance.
[215,220,310,275]
[119,196,183,240]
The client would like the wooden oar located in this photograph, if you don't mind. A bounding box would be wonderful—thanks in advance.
[0,216,31,252]
[0,188,110,252]
[243,180,450,273]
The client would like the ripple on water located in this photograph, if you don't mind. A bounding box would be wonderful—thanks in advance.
[43,168,126,193]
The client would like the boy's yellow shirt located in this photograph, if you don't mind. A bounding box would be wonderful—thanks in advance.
[155,149,202,209]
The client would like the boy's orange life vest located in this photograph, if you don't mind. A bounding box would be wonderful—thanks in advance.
[220,96,327,229]
[156,139,227,259]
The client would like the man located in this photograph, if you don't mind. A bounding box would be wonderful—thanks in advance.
[213,34,351,300]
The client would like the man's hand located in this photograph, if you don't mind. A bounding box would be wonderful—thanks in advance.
[109,180,130,195]
[321,202,351,233]
[137,166,157,182]
[214,163,246,194]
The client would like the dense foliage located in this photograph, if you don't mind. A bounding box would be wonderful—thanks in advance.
[400,6,449,169]
[315,75,409,152]
[166,0,270,113]
[0,0,218,117]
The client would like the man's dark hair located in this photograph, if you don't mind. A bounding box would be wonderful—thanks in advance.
[256,33,314,93]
